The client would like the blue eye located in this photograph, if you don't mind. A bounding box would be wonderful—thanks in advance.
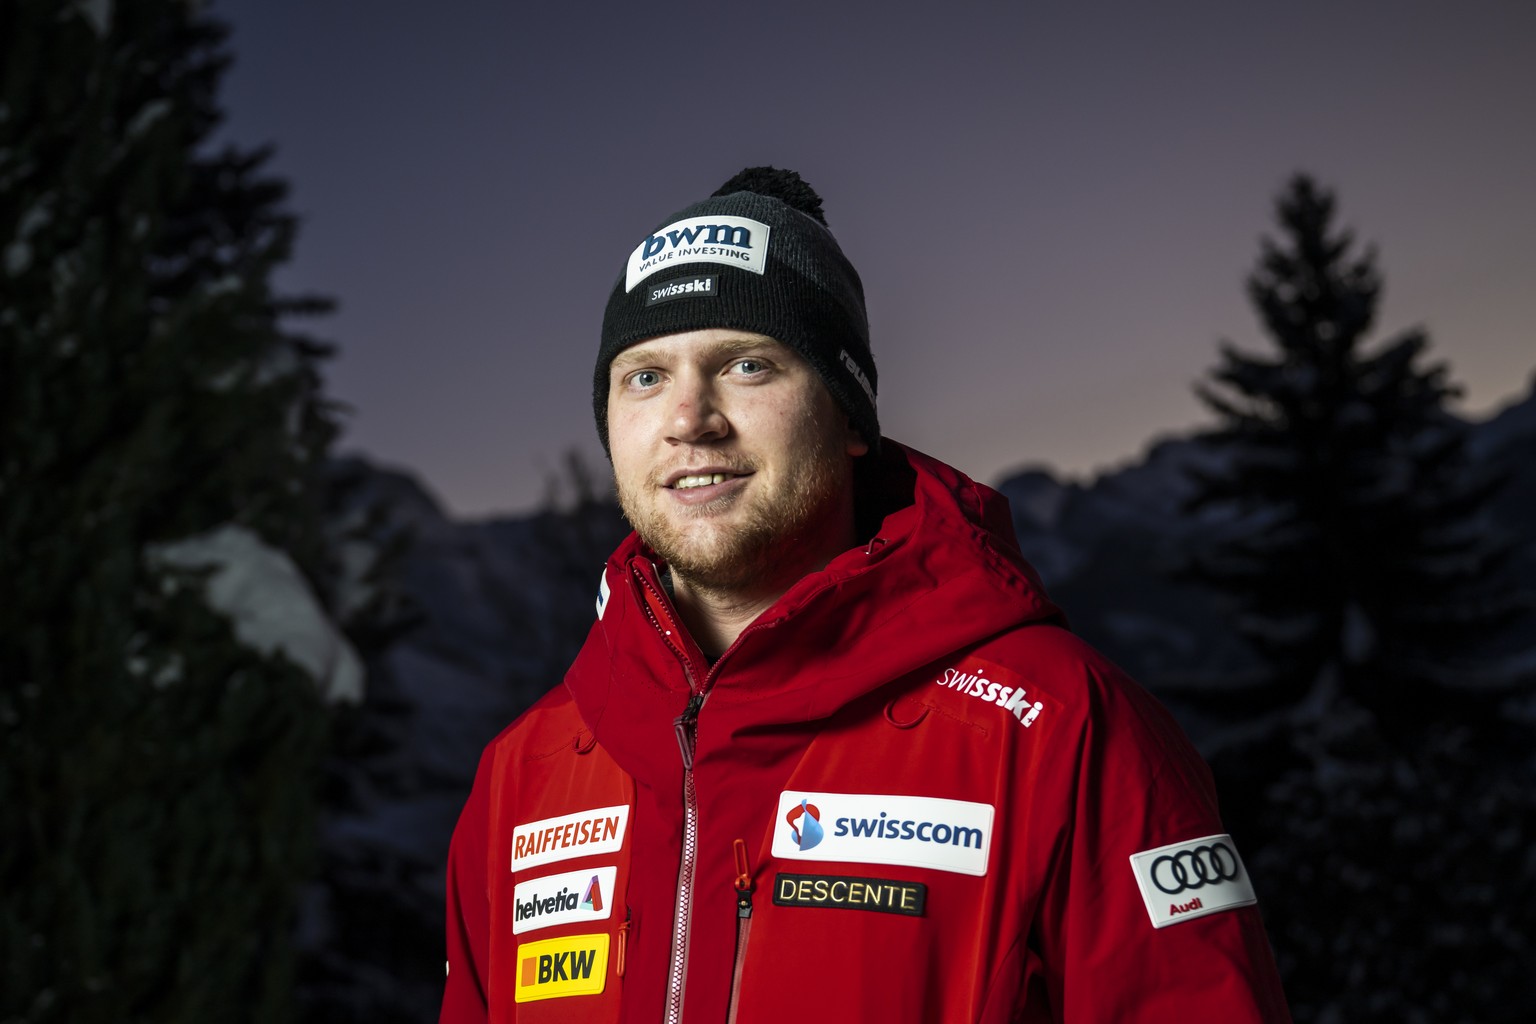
[734,359,764,375]
[630,370,661,388]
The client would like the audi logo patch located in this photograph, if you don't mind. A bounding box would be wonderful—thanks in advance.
[1129,833,1258,929]
[1151,842,1242,894]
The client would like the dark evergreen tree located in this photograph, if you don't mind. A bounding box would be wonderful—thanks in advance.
[292,454,625,1023]
[2,3,346,1021]
[1183,174,1518,722]
[1178,176,1536,1022]
[1236,710,1536,1023]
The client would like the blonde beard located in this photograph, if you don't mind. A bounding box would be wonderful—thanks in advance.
[616,432,853,596]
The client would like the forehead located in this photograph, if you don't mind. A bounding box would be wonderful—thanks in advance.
[609,329,800,374]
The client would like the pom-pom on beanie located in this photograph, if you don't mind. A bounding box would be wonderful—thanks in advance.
[595,166,879,455]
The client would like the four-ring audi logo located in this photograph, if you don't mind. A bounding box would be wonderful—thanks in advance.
[1150,843,1241,894]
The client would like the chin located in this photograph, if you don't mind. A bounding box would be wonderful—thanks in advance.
[647,521,775,592]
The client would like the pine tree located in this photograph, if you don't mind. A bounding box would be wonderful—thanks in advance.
[1183,174,1517,722]
[1238,710,1536,1022]
[1179,176,1536,1020]
[2,3,345,1021]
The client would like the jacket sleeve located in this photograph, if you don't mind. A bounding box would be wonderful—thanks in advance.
[440,744,495,1024]
[1035,664,1292,1023]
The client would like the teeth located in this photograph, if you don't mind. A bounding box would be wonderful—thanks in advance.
[673,473,733,489]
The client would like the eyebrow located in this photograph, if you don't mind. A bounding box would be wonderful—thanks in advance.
[610,335,783,371]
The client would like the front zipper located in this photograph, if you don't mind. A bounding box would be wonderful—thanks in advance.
[666,691,704,1024]
[634,564,704,1024]
[633,560,796,1024]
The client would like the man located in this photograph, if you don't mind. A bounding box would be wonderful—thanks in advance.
[441,167,1291,1022]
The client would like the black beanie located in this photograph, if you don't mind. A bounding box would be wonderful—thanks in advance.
[595,167,879,455]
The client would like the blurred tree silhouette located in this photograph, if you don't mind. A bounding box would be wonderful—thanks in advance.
[1237,702,1535,1022]
[1180,176,1536,1021]
[1183,174,1520,724]
[1,3,345,1022]
[292,452,625,1023]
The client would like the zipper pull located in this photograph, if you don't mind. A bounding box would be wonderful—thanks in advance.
[732,838,754,919]
[674,692,705,770]
[616,908,631,978]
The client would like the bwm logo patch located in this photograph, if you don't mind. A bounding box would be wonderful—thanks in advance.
[514,933,609,1003]
[625,214,770,292]
[511,805,629,872]
[1129,833,1258,929]
[511,865,618,935]
[771,792,994,876]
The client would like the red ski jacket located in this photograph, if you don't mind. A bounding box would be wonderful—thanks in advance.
[441,443,1291,1023]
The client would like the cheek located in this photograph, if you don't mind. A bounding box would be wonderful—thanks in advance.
[606,398,648,455]
[609,439,646,489]
[606,431,647,493]
[796,392,859,457]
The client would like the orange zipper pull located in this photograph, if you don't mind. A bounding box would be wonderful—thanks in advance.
[732,839,753,918]
[726,842,756,1024]
[616,909,630,978]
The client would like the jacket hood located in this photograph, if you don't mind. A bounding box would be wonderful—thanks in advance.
[564,441,1063,787]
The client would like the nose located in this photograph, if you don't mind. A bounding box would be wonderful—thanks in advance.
[667,373,729,444]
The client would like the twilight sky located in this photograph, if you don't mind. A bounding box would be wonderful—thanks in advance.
[214,1,1536,518]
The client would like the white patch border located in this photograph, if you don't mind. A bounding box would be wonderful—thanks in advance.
[1129,832,1258,929]
[511,865,618,935]
[771,791,994,877]
[512,804,630,873]
[625,214,771,292]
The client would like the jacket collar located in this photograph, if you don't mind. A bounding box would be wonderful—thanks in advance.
[565,440,1062,784]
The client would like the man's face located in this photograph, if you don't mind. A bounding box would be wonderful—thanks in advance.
[607,329,869,593]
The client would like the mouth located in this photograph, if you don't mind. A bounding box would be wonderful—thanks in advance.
[670,472,746,490]
[660,469,755,506]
